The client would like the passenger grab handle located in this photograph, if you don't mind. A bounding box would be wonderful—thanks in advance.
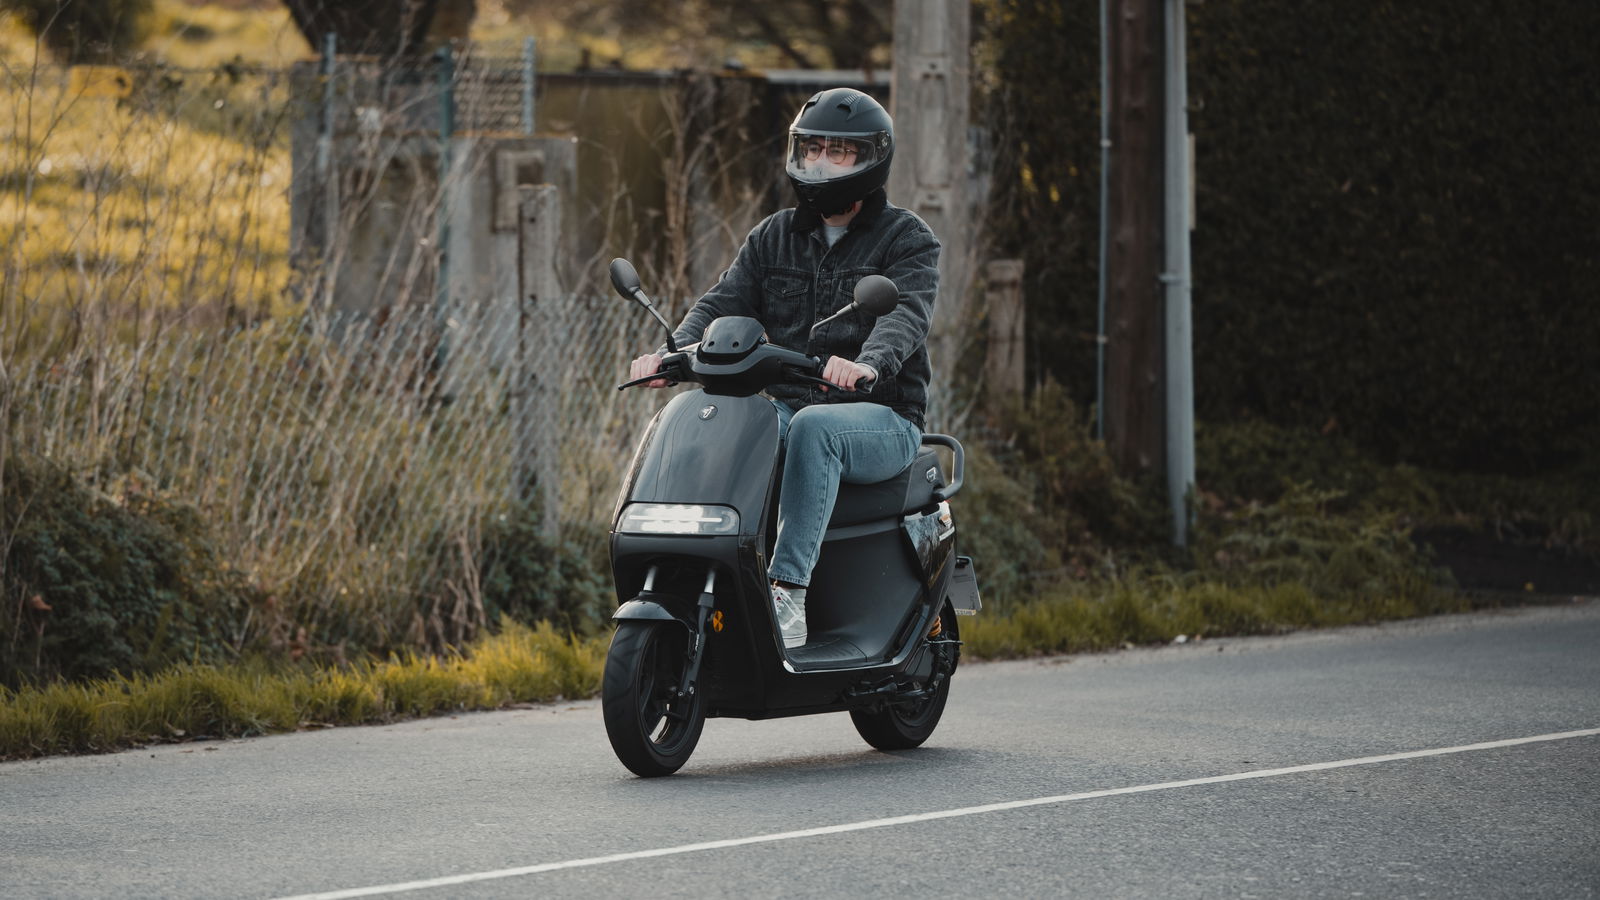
[920,434,964,501]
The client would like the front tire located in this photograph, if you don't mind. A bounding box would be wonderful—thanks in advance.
[602,620,706,777]
[850,603,960,751]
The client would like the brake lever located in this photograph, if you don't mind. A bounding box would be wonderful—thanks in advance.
[616,373,679,391]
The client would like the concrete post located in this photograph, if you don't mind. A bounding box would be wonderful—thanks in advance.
[890,0,971,423]
[516,184,562,538]
[985,259,1026,412]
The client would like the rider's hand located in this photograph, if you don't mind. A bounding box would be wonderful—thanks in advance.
[629,353,669,388]
[820,357,876,392]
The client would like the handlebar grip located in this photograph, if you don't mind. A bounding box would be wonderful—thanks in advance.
[617,352,689,390]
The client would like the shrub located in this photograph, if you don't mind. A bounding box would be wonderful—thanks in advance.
[1,451,258,687]
[477,503,611,635]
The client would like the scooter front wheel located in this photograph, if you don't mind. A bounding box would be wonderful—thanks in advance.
[602,619,706,777]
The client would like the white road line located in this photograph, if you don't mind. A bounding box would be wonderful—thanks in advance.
[274,727,1600,900]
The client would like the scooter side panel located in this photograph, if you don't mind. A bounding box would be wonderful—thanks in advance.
[615,390,780,537]
[805,527,924,662]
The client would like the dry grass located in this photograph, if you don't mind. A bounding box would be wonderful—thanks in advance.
[0,17,665,664]
[1,58,293,348]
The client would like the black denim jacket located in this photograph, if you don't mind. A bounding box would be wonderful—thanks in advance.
[668,190,941,428]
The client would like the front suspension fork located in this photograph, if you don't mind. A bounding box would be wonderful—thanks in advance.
[674,567,716,704]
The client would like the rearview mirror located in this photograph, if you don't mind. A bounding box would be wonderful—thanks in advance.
[607,257,678,352]
[609,258,644,303]
[852,275,899,317]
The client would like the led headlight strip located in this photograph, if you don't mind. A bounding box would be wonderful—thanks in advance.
[619,503,740,535]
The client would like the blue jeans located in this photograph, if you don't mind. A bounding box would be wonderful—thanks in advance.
[767,400,922,587]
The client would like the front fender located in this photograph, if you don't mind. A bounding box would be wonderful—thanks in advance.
[612,594,695,632]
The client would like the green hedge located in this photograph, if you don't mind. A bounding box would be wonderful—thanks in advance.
[982,0,1600,473]
[1,452,256,687]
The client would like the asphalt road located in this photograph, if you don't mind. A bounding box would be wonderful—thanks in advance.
[3,601,1597,899]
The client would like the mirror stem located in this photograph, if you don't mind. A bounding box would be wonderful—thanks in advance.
[636,291,678,353]
[809,301,859,338]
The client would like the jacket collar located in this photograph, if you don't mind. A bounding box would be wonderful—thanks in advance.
[788,188,889,235]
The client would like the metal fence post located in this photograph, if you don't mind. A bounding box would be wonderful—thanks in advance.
[436,45,456,345]
[316,32,337,307]
[521,37,537,136]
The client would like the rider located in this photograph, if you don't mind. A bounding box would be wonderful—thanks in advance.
[628,88,940,649]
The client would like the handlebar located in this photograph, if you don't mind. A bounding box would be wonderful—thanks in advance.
[616,341,874,395]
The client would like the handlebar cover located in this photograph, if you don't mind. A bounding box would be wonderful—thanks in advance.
[620,317,874,397]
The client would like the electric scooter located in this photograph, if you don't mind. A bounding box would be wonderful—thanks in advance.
[601,258,982,777]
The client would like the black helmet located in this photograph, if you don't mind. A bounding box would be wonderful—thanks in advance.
[786,88,894,217]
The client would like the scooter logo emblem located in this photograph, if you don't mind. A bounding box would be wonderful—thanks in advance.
[700,405,717,420]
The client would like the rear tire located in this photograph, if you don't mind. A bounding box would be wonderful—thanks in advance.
[851,603,960,751]
[602,620,706,777]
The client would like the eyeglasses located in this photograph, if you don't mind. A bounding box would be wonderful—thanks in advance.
[800,138,862,164]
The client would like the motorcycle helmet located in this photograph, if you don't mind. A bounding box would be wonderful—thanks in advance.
[786,88,894,217]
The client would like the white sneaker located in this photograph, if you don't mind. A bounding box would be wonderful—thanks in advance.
[771,583,807,649]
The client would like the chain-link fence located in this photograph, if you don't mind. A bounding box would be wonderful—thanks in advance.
[2,51,974,655]
[2,293,666,649]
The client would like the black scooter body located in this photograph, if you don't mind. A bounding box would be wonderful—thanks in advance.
[610,388,959,720]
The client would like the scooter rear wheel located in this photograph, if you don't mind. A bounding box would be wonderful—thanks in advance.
[602,619,706,777]
[850,603,960,751]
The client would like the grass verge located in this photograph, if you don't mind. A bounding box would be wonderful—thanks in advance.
[2,581,1547,762]
[962,571,1472,660]
[0,622,604,761]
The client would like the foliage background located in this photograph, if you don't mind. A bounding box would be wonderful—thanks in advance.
[982,0,1600,474]
[2,0,1594,700]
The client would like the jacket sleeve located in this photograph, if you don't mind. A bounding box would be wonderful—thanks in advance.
[854,221,941,379]
[662,219,768,352]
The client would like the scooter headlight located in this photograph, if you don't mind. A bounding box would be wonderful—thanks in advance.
[619,503,740,535]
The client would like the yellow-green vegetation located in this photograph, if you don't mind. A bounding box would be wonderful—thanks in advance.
[963,518,1466,659]
[141,1,308,68]
[0,621,604,760]
[0,2,309,68]
[1,49,294,347]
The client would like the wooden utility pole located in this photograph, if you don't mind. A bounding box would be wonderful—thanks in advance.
[1104,0,1167,476]
[890,0,971,414]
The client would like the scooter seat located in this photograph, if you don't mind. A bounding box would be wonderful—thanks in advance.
[827,446,944,529]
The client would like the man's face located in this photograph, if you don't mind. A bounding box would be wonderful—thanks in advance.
[796,136,866,176]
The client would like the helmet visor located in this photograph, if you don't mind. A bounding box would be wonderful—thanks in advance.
[785,131,889,183]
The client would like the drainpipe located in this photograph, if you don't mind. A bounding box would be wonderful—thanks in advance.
[1095,0,1109,441]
